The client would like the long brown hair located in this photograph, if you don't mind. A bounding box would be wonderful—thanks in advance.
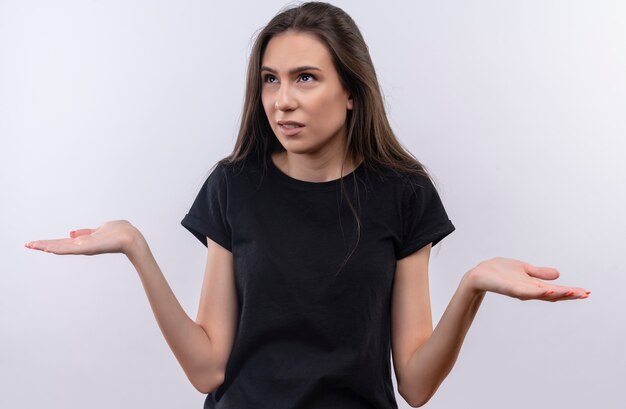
[222,1,429,175]
[215,1,437,273]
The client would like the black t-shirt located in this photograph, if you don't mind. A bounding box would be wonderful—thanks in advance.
[181,152,455,409]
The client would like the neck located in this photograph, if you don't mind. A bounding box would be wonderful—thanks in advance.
[272,150,363,183]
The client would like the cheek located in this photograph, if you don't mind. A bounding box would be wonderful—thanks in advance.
[315,92,348,125]
[306,86,336,109]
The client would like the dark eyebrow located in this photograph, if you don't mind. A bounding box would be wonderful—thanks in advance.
[260,65,322,75]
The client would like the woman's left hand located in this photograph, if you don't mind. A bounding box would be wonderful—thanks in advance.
[464,257,590,301]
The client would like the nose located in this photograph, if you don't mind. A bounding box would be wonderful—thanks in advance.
[274,83,297,111]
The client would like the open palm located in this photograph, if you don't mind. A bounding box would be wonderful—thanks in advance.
[468,257,590,301]
[24,220,139,256]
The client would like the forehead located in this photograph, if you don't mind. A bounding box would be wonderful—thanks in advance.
[261,31,333,68]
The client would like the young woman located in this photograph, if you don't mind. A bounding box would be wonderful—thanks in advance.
[24,2,590,408]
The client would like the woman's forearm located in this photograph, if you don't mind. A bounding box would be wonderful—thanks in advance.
[125,235,224,394]
[400,272,485,407]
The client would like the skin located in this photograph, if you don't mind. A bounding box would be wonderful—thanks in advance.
[261,31,362,182]
[24,31,591,407]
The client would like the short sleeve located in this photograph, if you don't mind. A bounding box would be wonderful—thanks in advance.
[395,174,455,260]
[181,164,232,251]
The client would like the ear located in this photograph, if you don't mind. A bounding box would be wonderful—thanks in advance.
[347,95,353,110]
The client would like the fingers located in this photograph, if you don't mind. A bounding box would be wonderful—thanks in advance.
[24,241,42,251]
[24,238,81,255]
[70,229,94,238]
[536,286,591,302]
[522,262,591,301]
[25,228,94,253]
[25,239,57,253]
[525,264,560,280]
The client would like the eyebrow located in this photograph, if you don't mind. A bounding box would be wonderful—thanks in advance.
[260,65,322,75]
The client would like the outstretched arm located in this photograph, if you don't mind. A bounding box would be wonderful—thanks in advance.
[24,220,226,393]
[393,252,590,408]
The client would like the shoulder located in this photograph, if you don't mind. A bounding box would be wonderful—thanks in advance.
[403,171,437,196]
[212,155,258,178]
[208,154,268,194]
[361,162,433,194]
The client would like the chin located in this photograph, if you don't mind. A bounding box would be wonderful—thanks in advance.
[273,138,307,154]
[282,141,327,155]
[281,146,314,155]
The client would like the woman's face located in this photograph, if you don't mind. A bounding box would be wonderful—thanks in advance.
[261,31,353,157]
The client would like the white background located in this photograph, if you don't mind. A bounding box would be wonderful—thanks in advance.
[1,0,624,408]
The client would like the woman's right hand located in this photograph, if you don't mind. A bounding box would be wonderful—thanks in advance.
[24,220,142,256]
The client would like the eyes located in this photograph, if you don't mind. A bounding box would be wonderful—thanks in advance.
[262,73,316,84]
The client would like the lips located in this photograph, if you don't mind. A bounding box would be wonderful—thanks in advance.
[277,120,304,129]
[277,120,305,137]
